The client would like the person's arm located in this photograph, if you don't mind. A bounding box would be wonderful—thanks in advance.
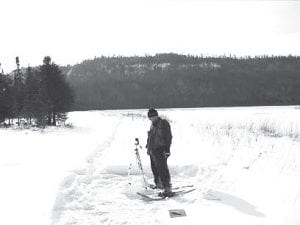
[146,131,150,155]
[157,120,172,157]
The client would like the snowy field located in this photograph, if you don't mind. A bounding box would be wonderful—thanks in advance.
[1,106,300,225]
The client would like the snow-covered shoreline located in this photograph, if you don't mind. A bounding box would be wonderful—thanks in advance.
[1,106,300,225]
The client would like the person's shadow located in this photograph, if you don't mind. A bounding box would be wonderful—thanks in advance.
[206,191,265,217]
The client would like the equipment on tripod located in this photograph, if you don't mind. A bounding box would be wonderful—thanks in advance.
[127,138,149,190]
[134,138,149,189]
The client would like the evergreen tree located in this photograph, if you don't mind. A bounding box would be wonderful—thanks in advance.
[0,65,7,122]
[39,56,74,126]
[13,57,25,125]
[0,66,14,124]
[23,66,45,125]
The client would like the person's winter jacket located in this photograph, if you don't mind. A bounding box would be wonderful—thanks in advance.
[146,117,172,155]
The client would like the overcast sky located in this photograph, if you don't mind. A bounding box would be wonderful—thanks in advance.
[0,0,299,72]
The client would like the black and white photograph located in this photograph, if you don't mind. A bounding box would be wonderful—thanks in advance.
[0,0,300,225]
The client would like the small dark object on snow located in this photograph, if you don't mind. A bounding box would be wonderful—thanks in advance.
[169,209,187,218]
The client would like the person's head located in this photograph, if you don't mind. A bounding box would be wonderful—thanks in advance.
[147,108,159,122]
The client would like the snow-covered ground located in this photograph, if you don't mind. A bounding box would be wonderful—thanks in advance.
[1,106,300,225]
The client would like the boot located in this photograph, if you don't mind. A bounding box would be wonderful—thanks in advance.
[160,186,174,197]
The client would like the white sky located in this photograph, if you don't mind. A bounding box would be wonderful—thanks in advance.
[0,0,299,72]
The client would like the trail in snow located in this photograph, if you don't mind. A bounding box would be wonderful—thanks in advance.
[51,112,206,225]
[51,114,124,224]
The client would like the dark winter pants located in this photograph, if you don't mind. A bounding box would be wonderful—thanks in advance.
[150,151,171,189]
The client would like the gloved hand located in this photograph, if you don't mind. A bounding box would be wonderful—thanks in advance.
[164,152,170,159]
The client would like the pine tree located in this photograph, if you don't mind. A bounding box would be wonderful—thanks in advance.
[13,57,25,125]
[0,65,14,125]
[0,64,6,123]
[24,67,41,125]
[39,56,74,126]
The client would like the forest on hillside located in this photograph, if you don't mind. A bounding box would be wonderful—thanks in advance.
[64,53,300,110]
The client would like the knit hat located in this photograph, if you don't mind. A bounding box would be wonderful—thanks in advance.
[148,108,158,118]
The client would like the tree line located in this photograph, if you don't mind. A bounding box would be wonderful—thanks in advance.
[66,53,300,110]
[1,53,299,122]
[0,56,74,127]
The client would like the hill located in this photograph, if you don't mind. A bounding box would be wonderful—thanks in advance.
[64,54,300,110]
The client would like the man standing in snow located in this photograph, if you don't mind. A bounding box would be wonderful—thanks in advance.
[146,108,173,197]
